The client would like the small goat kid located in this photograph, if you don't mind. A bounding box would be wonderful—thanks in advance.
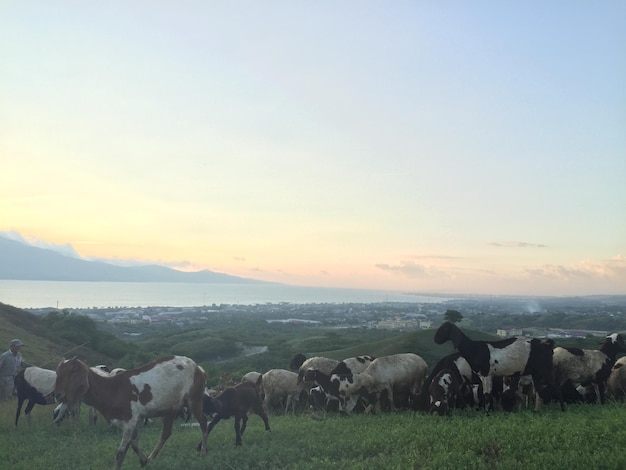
[203,379,270,446]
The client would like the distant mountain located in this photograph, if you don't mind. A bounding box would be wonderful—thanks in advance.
[0,235,264,283]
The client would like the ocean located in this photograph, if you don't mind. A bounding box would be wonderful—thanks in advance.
[0,280,453,309]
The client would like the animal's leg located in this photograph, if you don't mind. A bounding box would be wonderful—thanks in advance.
[147,415,174,463]
[387,387,396,411]
[234,417,243,446]
[189,399,208,455]
[116,427,136,470]
[240,414,249,436]
[15,398,25,426]
[481,376,493,411]
[252,403,271,431]
[284,395,292,414]
[89,406,98,425]
[593,383,603,404]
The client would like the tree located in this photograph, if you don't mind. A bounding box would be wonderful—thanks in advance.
[444,309,463,323]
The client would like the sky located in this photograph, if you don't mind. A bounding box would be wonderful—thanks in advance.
[1,1,625,297]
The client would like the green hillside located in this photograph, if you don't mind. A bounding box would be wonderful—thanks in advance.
[0,303,134,369]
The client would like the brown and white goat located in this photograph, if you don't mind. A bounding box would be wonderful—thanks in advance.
[55,355,208,470]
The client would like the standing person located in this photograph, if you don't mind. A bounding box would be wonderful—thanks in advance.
[0,339,31,401]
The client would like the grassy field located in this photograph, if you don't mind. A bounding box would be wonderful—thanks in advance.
[2,399,626,470]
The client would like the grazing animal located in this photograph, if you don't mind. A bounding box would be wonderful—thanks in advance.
[242,371,262,384]
[331,353,428,413]
[203,379,270,446]
[433,321,556,411]
[292,355,340,383]
[500,375,537,412]
[428,368,464,416]
[330,355,375,376]
[302,368,342,411]
[14,366,68,426]
[553,333,626,407]
[54,356,208,470]
[415,352,475,412]
[261,369,306,414]
[607,357,626,401]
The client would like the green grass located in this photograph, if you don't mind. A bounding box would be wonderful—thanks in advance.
[2,400,626,470]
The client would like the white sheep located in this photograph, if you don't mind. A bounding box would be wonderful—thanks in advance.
[332,353,428,413]
[261,369,306,414]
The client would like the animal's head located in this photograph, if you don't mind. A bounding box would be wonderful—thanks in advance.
[202,392,222,420]
[434,321,462,347]
[289,353,306,371]
[331,362,351,376]
[303,368,318,382]
[331,374,355,400]
[601,333,626,355]
[54,357,90,406]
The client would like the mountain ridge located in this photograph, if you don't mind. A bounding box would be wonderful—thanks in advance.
[0,235,265,283]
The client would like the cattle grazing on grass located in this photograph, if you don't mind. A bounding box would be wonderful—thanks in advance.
[552,333,626,407]
[202,379,270,446]
[14,366,71,426]
[331,353,428,413]
[433,321,557,411]
[54,355,208,470]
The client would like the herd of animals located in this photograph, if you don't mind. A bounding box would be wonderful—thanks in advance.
[9,321,626,469]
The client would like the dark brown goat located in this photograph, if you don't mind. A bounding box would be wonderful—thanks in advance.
[203,379,270,446]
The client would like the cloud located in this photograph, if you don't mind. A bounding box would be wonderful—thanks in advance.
[0,230,81,258]
[525,255,626,281]
[375,261,445,279]
[489,241,547,248]
[408,254,465,260]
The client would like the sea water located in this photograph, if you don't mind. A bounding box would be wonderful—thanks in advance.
[0,280,452,309]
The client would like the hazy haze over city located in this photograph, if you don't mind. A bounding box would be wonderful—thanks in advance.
[1,2,624,296]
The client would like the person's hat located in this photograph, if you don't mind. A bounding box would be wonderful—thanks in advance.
[10,339,24,347]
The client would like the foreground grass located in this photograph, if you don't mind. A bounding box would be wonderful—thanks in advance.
[1,401,626,470]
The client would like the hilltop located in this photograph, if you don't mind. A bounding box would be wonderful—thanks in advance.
[0,235,265,283]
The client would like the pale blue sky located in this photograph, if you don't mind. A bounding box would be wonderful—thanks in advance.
[1,1,624,295]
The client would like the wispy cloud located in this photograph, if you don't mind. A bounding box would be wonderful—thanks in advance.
[0,230,81,258]
[525,255,626,281]
[489,241,547,248]
[375,261,446,279]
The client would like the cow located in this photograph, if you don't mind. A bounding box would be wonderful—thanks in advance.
[54,355,208,470]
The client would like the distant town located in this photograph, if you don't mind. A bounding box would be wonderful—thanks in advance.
[25,294,626,340]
